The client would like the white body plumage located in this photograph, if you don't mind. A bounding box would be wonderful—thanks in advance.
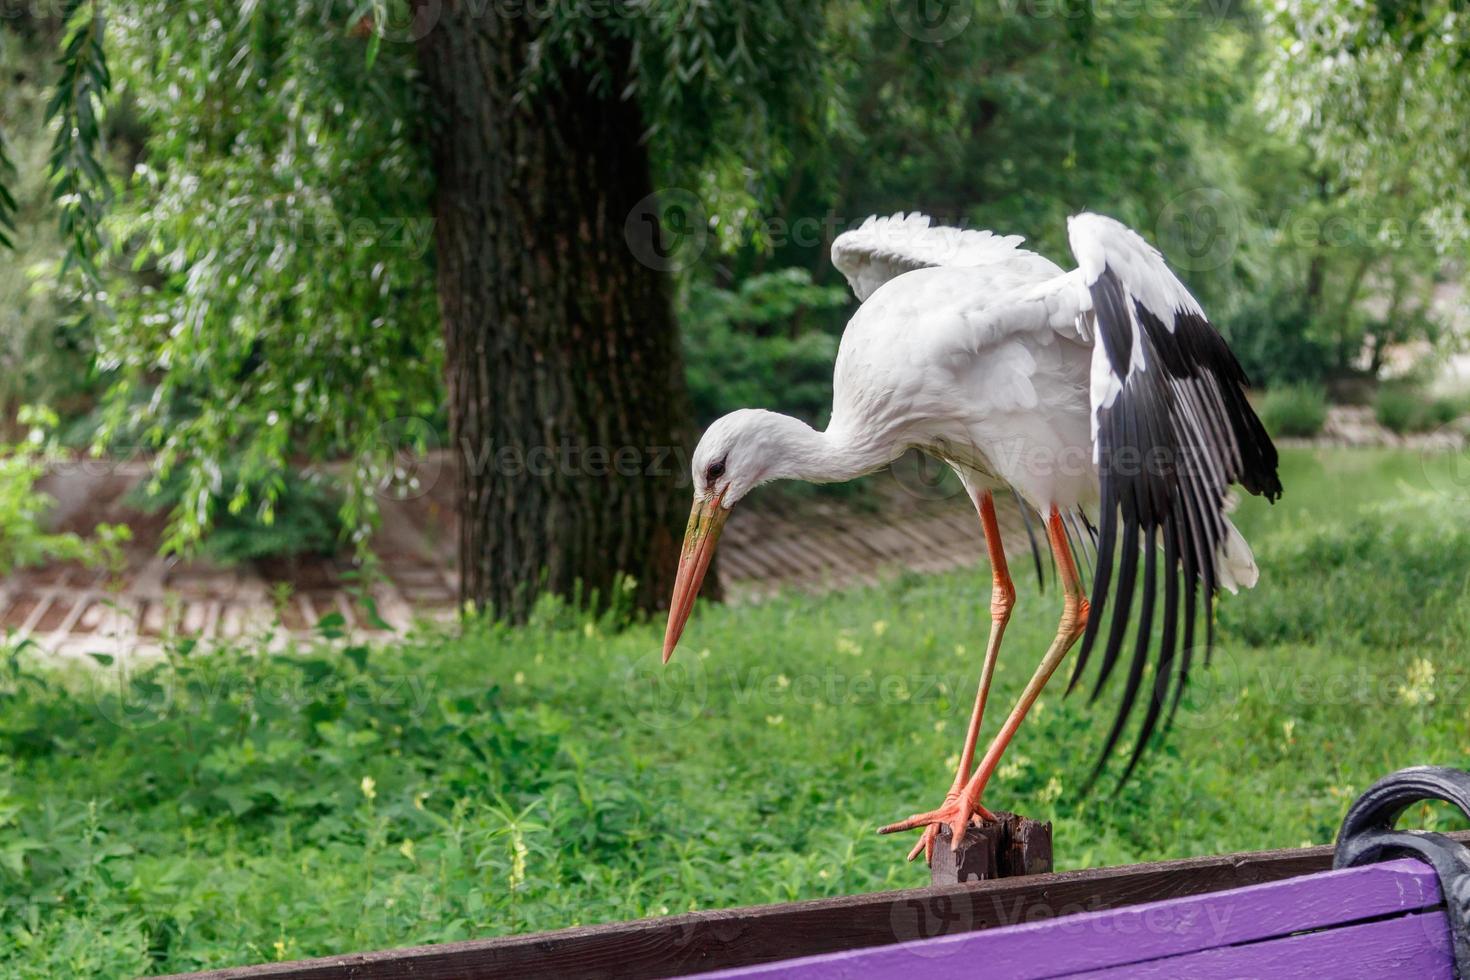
[668,211,1281,771]
[828,263,1097,520]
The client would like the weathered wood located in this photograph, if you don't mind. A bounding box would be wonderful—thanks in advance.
[930,812,1053,885]
[698,858,1449,978]
[157,833,1470,980]
[931,823,997,883]
[1001,814,1053,878]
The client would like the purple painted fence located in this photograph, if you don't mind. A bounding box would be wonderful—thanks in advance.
[693,858,1452,979]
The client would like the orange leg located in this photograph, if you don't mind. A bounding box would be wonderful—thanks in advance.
[882,507,1089,854]
[907,490,1012,864]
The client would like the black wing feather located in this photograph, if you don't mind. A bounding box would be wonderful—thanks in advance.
[1077,260,1281,787]
[1068,471,1116,695]
[1121,513,1181,785]
[1090,512,1138,700]
[1166,551,1200,734]
[1063,509,1094,592]
[1012,489,1048,595]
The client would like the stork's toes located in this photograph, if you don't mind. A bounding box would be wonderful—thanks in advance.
[878,792,997,863]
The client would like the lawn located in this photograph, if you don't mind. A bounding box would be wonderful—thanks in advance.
[3,447,1469,976]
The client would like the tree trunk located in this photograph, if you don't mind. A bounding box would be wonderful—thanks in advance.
[416,5,696,621]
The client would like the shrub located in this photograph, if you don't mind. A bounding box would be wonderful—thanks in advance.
[681,267,849,427]
[1374,386,1463,434]
[127,465,343,564]
[0,406,129,576]
[1258,384,1328,438]
[0,422,82,575]
[1217,291,1334,388]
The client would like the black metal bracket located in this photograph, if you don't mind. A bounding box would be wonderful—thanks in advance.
[1334,766,1470,977]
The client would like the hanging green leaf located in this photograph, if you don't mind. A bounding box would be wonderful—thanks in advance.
[0,125,17,250]
[44,0,112,289]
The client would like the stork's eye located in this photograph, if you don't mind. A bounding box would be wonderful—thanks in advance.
[707,459,726,482]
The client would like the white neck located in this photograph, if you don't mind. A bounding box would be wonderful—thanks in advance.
[758,413,897,486]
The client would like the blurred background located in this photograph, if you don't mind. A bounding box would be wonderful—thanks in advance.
[3,0,1467,645]
[2,1,1470,975]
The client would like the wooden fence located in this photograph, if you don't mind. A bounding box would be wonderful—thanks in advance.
[163,832,1470,980]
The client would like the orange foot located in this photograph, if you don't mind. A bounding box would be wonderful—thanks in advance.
[879,790,997,864]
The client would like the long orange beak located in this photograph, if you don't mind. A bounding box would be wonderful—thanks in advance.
[663,491,730,663]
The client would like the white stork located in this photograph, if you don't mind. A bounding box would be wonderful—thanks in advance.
[662,212,1281,863]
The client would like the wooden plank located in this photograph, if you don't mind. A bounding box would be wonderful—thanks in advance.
[758,535,826,577]
[694,858,1444,979]
[1072,910,1454,979]
[157,836,1470,980]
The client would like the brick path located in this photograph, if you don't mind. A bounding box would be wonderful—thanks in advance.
[17,397,1446,660]
[3,457,1024,659]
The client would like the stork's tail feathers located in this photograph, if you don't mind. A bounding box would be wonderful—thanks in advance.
[1215,519,1258,594]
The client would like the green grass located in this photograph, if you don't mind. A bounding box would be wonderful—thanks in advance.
[5,447,1470,975]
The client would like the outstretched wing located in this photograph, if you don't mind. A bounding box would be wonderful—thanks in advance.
[1065,213,1281,784]
[831,212,1059,302]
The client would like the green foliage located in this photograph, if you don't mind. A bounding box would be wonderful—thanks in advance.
[682,268,849,426]
[1258,384,1328,438]
[126,465,343,565]
[1228,449,1470,651]
[1218,289,1332,388]
[46,0,112,288]
[0,406,128,576]
[530,0,833,241]
[746,1,1258,278]
[0,120,16,252]
[1228,496,1470,651]
[3,0,1464,566]
[1263,0,1470,249]
[0,33,93,422]
[1260,0,1467,376]
[678,0,1286,427]
[95,0,442,556]
[0,448,1466,974]
[1374,385,1463,435]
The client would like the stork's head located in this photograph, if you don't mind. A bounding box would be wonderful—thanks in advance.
[663,409,809,662]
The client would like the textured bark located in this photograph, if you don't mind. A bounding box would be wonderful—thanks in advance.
[417,5,695,620]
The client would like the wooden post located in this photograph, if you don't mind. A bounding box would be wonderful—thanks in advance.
[931,811,1052,886]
